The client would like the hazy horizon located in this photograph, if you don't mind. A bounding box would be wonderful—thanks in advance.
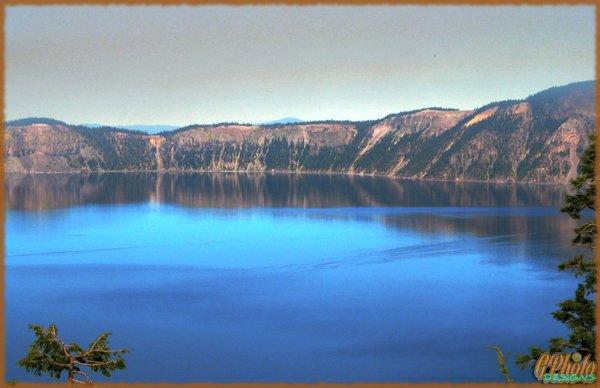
[5,79,596,129]
[7,5,595,126]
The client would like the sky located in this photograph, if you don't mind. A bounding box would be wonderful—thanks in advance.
[6,5,596,126]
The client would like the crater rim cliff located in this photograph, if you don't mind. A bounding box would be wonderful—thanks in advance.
[5,80,596,184]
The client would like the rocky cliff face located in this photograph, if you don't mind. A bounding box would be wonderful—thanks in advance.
[5,81,595,183]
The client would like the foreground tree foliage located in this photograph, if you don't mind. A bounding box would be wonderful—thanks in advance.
[19,324,128,384]
[517,134,596,368]
[489,345,514,383]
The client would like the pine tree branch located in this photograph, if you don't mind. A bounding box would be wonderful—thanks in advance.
[74,369,93,384]
[80,333,109,358]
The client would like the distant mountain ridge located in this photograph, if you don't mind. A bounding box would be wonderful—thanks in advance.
[70,118,304,134]
[80,123,180,134]
[259,117,303,125]
[5,81,595,183]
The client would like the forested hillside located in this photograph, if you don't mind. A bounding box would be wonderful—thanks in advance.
[5,81,595,183]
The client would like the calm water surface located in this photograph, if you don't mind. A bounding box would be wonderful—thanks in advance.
[5,173,581,382]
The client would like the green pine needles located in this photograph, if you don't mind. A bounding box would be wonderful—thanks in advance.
[489,345,514,383]
[19,324,128,384]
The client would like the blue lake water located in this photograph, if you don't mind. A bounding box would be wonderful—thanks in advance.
[5,173,582,382]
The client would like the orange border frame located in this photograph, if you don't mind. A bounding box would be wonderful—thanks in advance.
[0,1,597,387]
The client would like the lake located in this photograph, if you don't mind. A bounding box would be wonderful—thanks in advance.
[5,172,581,382]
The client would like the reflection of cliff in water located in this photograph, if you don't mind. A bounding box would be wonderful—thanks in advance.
[377,211,579,267]
[6,172,569,211]
[6,172,582,271]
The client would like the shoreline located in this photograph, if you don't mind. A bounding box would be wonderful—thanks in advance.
[5,168,570,186]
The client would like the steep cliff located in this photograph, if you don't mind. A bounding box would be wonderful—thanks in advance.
[5,81,595,183]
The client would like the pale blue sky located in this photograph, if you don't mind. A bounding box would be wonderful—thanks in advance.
[6,5,596,126]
